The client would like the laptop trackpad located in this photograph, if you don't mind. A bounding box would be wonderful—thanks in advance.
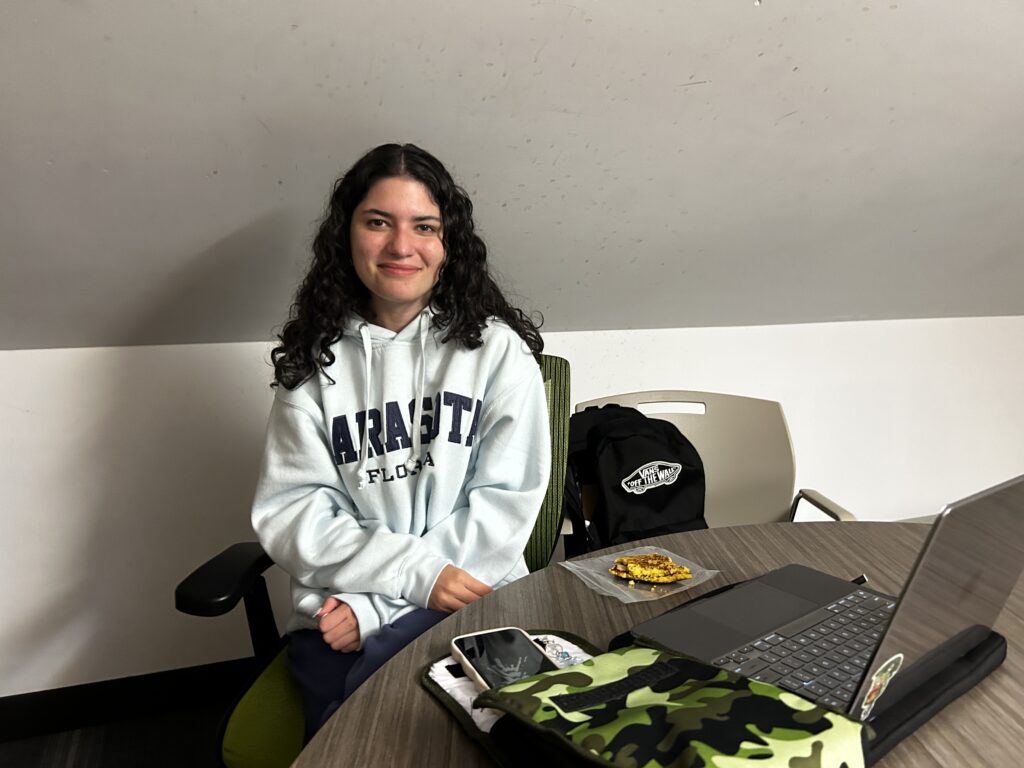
[689,581,818,636]
[639,581,820,660]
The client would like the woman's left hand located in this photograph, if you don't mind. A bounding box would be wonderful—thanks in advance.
[316,596,361,652]
[427,564,493,612]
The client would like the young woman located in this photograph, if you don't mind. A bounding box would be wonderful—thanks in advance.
[250,143,550,738]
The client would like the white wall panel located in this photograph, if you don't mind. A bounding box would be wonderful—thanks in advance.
[1,316,1022,695]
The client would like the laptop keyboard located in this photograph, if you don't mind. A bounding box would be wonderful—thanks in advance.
[712,589,896,711]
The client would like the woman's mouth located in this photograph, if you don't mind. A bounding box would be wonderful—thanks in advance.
[378,264,421,276]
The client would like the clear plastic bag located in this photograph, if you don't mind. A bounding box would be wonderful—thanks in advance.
[559,545,720,603]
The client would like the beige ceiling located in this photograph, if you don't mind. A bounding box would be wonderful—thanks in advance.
[3,1,1023,350]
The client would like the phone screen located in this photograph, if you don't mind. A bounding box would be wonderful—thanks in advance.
[453,629,557,688]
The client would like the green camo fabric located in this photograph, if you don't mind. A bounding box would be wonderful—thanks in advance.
[476,645,864,768]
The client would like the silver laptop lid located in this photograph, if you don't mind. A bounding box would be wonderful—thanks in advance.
[851,474,1024,721]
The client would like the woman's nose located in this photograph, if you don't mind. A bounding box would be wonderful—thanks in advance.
[388,227,415,257]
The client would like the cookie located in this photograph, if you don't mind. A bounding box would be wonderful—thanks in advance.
[609,553,693,583]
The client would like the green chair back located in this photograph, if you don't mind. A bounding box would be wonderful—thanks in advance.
[524,353,571,571]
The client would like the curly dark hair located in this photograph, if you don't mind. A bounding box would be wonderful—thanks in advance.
[271,143,544,389]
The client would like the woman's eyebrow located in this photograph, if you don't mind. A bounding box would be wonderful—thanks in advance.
[361,208,441,224]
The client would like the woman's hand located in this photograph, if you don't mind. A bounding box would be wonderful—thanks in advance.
[428,564,492,612]
[316,596,361,652]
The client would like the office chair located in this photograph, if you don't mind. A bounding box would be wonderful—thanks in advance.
[574,390,856,528]
[175,354,570,768]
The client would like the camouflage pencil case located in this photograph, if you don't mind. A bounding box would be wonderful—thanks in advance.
[476,644,865,768]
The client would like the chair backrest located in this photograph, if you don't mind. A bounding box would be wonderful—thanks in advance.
[524,354,571,571]
[575,390,795,528]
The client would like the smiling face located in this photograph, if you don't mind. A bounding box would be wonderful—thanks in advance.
[350,176,445,332]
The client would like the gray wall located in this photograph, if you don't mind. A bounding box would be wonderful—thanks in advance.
[4,0,1023,351]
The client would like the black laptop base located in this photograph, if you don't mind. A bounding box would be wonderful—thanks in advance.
[862,628,1006,765]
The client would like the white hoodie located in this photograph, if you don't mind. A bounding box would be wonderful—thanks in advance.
[251,310,550,641]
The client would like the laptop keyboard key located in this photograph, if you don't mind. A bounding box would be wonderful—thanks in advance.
[820,695,847,711]
[732,659,769,676]
[804,682,830,698]
[824,673,849,689]
[779,676,808,692]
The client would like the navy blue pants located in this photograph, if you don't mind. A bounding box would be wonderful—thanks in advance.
[288,607,447,741]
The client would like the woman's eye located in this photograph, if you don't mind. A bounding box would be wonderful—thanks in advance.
[417,224,438,234]
[367,218,387,228]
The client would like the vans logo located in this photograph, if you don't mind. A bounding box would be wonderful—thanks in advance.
[621,461,683,495]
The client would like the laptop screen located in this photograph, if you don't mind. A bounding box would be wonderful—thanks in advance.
[853,475,1024,720]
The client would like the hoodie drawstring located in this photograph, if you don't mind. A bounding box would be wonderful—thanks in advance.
[404,310,429,473]
[356,322,373,489]
[355,310,430,490]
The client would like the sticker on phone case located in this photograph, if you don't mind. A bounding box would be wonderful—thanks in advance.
[861,652,904,720]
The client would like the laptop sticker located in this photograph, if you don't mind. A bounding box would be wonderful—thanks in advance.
[861,652,904,720]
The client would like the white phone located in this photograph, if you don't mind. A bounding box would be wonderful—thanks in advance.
[450,626,557,691]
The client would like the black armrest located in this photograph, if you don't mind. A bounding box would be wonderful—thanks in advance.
[175,542,274,617]
[175,542,281,659]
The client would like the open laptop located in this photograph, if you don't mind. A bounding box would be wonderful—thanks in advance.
[630,474,1024,721]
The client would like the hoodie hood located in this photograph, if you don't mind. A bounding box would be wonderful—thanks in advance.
[343,309,434,489]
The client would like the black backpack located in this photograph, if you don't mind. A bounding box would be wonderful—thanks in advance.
[563,405,706,556]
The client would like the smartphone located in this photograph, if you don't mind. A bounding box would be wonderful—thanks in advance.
[450,627,557,690]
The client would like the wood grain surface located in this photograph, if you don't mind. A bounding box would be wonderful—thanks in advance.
[294,522,1024,767]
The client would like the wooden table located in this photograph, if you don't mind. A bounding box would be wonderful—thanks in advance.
[295,522,1024,767]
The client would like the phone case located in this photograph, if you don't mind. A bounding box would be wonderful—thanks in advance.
[450,626,556,691]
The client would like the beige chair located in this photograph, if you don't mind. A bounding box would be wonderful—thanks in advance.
[574,390,856,528]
